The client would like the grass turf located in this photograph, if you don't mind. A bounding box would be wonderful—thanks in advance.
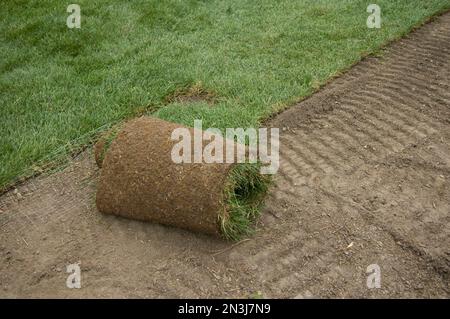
[1,0,450,189]
[221,163,271,241]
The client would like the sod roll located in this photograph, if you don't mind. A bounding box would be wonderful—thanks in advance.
[95,116,269,240]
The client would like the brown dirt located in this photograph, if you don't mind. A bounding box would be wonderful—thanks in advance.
[0,13,449,298]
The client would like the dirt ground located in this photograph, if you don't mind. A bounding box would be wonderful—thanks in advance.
[1,13,449,298]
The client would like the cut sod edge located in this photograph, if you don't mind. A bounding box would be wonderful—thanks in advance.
[220,162,272,241]
[261,7,450,125]
[0,121,120,195]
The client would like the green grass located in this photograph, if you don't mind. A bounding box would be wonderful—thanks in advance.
[1,0,449,189]
[221,163,271,241]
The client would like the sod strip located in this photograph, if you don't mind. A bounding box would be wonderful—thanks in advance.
[95,116,270,240]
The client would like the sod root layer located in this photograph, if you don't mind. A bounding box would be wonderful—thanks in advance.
[95,116,270,240]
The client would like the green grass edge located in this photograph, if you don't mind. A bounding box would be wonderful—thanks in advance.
[220,163,272,241]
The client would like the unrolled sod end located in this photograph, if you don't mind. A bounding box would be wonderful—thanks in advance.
[94,116,271,240]
[94,125,121,168]
[221,163,271,240]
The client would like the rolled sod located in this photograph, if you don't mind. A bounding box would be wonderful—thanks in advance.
[95,116,270,240]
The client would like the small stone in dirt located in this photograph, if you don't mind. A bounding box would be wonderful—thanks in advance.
[13,189,23,200]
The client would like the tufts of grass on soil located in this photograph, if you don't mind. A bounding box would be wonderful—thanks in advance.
[220,163,271,241]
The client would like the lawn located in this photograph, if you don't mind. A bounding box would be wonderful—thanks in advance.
[1,0,449,189]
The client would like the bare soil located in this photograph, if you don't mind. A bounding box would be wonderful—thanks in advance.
[1,13,449,298]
